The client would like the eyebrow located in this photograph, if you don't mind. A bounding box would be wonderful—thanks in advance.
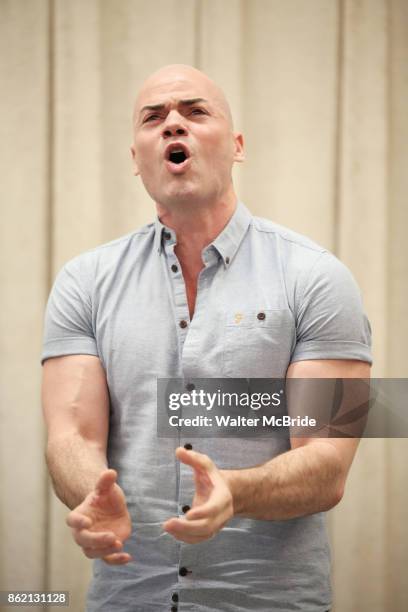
[139,98,209,116]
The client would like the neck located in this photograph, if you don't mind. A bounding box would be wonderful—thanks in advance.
[156,187,237,265]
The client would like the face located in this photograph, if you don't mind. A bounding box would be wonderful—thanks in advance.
[131,68,244,208]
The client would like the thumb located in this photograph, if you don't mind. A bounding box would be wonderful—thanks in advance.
[94,469,118,495]
[175,447,214,473]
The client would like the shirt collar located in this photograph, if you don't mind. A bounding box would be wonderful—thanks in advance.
[211,201,252,266]
[154,201,252,266]
[154,218,176,253]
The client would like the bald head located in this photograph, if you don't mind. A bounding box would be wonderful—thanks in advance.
[130,63,244,211]
[133,64,233,129]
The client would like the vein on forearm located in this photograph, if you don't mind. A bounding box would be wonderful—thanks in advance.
[223,442,343,520]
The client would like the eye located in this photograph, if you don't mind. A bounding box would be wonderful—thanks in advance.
[143,114,160,123]
[191,108,206,115]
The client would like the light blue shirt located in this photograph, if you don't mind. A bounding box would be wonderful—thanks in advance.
[42,201,372,611]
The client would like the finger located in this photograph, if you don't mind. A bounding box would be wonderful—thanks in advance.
[83,542,123,559]
[185,491,233,526]
[164,516,210,535]
[72,528,117,548]
[175,447,214,473]
[163,528,210,544]
[184,502,215,521]
[163,518,214,543]
[103,552,133,565]
[165,531,210,544]
[95,469,117,495]
[163,515,223,539]
[185,494,228,520]
[66,512,92,529]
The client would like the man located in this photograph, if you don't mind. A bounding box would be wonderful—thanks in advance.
[42,64,372,611]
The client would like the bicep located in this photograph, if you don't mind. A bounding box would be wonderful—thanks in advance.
[42,355,110,451]
[287,359,371,479]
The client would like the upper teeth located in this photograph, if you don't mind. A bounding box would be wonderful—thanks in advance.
[172,149,184,153]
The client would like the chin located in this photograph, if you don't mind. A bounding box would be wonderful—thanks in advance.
[156,186,202,208]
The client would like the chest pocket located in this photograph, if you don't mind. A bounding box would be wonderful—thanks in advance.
[222,309,295,378]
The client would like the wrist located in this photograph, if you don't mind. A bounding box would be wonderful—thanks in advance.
[221,469,244,516]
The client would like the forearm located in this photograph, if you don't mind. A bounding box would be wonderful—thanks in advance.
[45,432,108,510]
[222,441,344,520]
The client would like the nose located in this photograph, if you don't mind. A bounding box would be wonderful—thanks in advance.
[162,111,188,139]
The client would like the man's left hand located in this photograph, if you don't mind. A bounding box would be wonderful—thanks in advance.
[163,447,234,543]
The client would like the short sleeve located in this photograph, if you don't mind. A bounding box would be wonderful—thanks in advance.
[291,252,372,364]
[41,258,98,364]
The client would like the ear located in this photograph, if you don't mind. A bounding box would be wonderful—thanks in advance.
[130,145,140,176]
[233,133,245,163]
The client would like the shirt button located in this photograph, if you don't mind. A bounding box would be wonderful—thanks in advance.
[179,320,188,329]
[179,567,189,577]
[184,443,193,450]
[182,505,191,513]
[163,231,171,240]
[171,264,178,273]
[186,383,195,392]
[257,311,266,320]
[171,593,179,603]
[225,256,230,264]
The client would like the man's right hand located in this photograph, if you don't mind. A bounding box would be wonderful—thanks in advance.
[66,469,133,565]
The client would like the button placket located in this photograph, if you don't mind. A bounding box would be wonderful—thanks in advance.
[176,255,219,555]
[178,454,194,601]
[179,255,216,378]
[163,243,195,553]
[164,242,190,347]
[172,248,217,587]
[179,460,194,511]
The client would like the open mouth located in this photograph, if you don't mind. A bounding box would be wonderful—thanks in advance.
[168,150,188,164]
[165,143,191,168]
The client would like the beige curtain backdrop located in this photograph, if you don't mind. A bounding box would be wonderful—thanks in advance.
[1,0,407,611]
